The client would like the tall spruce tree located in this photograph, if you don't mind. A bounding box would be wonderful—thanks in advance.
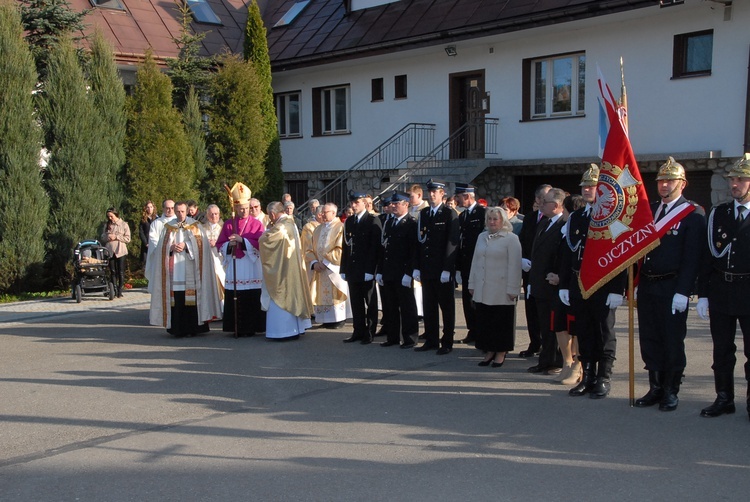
[39,35,110,287]
[88,30,127,213]
[125,50,197,225]
[243,0,282,201]
[20,0,88,80]
[205,54,266,213]
[166,3,214,110]
[183,85,208,192]
[0,0,49,293]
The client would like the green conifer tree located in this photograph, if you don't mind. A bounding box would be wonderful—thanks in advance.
[125,50,197,225]
[20,0,88,80]
[184,85,208,191]
[0,0,49,293]
[39,35,110,287]
[88,30,127,212]
[244,0,282,201]
[205,54,266,212]
[166,3,214,110]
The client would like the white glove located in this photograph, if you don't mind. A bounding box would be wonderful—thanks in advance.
[521,258,532,272]
[606,293,623,310]
[526,285,531,299]
[412,269,421,282]
[671,293,688,314]
[455,270,462,284]
[340,273,346,281]
[375,273,384,286]
[559,289,570,306]
[633,286,638,302]
[401,274,412,288]
[440,271,450,283]
[697,297,709,320]
[364,273,374,282]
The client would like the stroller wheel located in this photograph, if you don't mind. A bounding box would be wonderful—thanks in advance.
[108,282,115,301]
[74,285,82,303]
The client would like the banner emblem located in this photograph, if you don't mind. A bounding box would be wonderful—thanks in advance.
[590,162,642,241]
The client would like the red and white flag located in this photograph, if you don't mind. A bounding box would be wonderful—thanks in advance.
[579,69,660,298]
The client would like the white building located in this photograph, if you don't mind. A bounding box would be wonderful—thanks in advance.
[264,0,748,211]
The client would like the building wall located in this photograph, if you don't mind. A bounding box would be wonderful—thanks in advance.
[272,1,748,181]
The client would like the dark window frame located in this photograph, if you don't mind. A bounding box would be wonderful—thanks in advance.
[371,78,384,102]
[672,29,713,79]
[394,74,407,99]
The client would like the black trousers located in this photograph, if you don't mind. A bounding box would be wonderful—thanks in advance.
[348,279,378,339]
[460,270,477,337]
[168,291,210,337]
[382,280,419,345]
[571,289,616,369]
[421,278,455,348]
[534,296,562,368]
[109,255,126,293]
[637,291,688,372]
[223,289,262,336]
[709,311,750,382]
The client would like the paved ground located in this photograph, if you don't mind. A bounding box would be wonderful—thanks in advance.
[0,289,749,501]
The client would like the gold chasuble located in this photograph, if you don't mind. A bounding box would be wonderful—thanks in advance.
[259,215,313,319]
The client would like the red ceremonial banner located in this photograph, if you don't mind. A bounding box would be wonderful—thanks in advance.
[579,74,660,299]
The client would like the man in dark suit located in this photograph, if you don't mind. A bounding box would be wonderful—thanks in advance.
[414,180,459,354]
[518,184,552,357]
[376,192,419,349]
[454,183,486,344]
[528,187,567,374]
[697,153,750,420]
[559,165,625,399]
[635,157,705,412]
[340,191,382,344]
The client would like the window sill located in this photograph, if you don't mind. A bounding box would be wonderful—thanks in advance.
[521,114,586,123]
[671,72,711,80]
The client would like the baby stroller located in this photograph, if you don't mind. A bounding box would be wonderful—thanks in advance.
[71,240,116,303]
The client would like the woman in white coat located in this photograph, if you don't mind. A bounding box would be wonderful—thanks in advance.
[468,206,522,367]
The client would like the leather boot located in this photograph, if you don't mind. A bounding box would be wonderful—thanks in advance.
[635,371,664,407]
[659,371,682,412]
[590,359,613,399]
[569,362,596,397]
[700,372,735,417]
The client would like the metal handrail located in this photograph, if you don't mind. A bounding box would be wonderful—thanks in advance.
[375,117,498,201]
[297,123,436,215]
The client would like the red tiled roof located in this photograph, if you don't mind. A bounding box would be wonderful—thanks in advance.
[263,0,656,71]
[65,0,248,65]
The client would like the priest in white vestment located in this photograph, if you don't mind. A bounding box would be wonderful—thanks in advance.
[259,201,313,340]
[145,199,175,292]
[305,203,348,328]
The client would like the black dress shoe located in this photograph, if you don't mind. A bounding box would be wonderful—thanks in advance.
[343,335,361,343]
[360,336,373,345]
[589,377,611,399]
[380,341,399,347]
[518,349,540,358]
[400,342,416,349]
[527,364,548,374]
[324,321,346,329]
[414,344,438,352]
[478,360,492,367]
[700,397,736,417]
[375,328,387,337]
[491,361,504,368]
[457,337,475,344]
[436,347,453,355]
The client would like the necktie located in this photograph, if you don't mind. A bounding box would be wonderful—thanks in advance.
[738,206,747,222]
[656,203,668,222]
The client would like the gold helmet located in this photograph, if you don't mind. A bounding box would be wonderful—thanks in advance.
[726,153,750,178]
[579,163,600,187]
[656,156,686,181]
[230,182,252,205]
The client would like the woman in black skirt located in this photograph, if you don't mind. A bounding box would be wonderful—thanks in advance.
[468,206,523,367]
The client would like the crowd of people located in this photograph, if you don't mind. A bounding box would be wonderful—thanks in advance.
[101,153,750,420]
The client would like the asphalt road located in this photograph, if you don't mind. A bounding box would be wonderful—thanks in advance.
[0,289,748,501]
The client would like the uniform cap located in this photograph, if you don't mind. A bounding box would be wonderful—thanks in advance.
[579,164,600,187]
[426,179,446,191]
[656,156,686,181]
[726,153,750,178]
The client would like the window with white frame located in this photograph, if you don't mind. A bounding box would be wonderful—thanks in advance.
[276,92,301,138]
[313,85,350,136]
[524,52,585,120]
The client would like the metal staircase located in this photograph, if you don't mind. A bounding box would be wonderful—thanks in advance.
[296,123,436,214]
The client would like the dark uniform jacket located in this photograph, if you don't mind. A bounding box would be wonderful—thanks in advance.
[341,211,382,281]
[417,204,459,281]
[559,207,625,298]
[639,196,705,298]
[697,201,750,315]
[379,214,418,282]
[456,204,486,276]
[529,215,566,301]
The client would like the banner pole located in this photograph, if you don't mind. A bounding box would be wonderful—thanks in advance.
[628,264,635,407]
